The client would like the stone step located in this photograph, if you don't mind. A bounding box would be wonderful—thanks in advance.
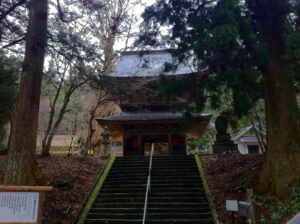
[114,159,149,163]
[148,212,212,219]
[105,176,148,181]
[116,156,149,159]
[93,202,144,207]
[148,207,210,213]
[107,173,148,177]
[104,180,147,185]
[110,168,149,172]
[149,202,209,208]
[152,166,198,170]
[112,162,149,167]
[146,219,214,224]
[85,219,142,224]
[152,156,194,160]
[150,191,206,197]
[85,219,213,224]
[151,178,201,184]
[112,163,149,167]
[100,187,146,193]
[83,155,213,224]
[150,187,204,193]
[87,213,142,219]
[97,192,145,198]
[151,174,200,178]
[151,176,200,181]
[152,161,195,164]
[89,208,144,213]
[103,184,147,189]
[149,197,208,203]
[150,171,200,176]
[151,183,202,188]
[152,156,195,160]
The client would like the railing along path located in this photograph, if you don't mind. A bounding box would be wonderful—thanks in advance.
[142,143,154,224]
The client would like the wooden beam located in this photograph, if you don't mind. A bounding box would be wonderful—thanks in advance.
[0,186,53,192]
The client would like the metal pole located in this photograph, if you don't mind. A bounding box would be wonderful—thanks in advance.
[142,143,154,224]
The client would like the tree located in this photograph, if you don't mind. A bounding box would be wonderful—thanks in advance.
[85,0,142,70]
[0,0,28,50]
[139,0,300,197]
[36,0,140,157]
[5,0,48,184]
[41,59,89,156]
[81,0,143,155]
[0,53,19,151]
[84,90,112,156]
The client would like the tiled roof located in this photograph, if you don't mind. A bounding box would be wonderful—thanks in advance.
[96,112,211,122]
[109,49,195,77]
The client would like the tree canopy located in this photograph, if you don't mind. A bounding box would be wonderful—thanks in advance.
[139,0,300,197]
[0,53,19,150]
[139,0,299,116]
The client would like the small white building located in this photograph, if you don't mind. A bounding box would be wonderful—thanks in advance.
[231,125,265,154]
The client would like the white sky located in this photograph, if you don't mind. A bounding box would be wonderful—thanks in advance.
[114,0,156,50]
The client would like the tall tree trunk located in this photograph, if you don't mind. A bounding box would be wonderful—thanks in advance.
[84,94,111,156]
[41,80,63,155]
[84,109,96,156]
[257,14,300,197]
[68,113,78,156]
[5,0,48,184]
[42,90,73,156]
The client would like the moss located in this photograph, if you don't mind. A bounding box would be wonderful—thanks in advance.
[195,155,219,224]
[77,156,115,224]
[257,181,300,223]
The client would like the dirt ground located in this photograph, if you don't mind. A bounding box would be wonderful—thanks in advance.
[201,154,265,224]
[0,155,105,224]
[0,154,291,224]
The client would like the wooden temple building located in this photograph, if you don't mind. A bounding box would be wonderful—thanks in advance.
[96,50,211,156]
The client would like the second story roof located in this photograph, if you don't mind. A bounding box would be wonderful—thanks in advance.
[110,49,195,77]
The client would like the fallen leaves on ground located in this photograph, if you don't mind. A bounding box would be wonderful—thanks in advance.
[201,154,264,224]
[0,155,105,224]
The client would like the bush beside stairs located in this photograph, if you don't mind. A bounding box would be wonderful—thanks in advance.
[78,155,215,224]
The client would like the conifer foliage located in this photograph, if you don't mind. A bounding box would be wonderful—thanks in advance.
[139,0,300,197]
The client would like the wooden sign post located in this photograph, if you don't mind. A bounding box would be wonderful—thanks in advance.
[0,186,53,224]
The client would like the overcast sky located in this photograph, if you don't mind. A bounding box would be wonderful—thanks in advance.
[115,0,156,50]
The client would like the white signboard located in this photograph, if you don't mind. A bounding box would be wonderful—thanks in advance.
[111,141,123,157]
[226,200,239,212]
[0,192,39,223]
[287,213,300,224]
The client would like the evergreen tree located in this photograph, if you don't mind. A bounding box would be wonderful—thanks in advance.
[5,0,48,185]
[0,53,19,151]
[139,0,300,197]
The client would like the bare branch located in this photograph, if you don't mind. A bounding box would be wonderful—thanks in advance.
[0,0,27,23]
[1,36,25,49]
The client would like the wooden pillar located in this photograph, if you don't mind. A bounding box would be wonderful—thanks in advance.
[123,132,128,156]
[183,134,187,155]
[168,133,172,155]
[138,135,143,156]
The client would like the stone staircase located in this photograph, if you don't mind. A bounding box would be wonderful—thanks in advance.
[83,156,213,224]
[148,156,213,224]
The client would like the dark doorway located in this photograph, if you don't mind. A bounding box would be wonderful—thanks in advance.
[142,135,168,156]
[171,135,186,155]
[124,134,186,156]
[124,136,141,156]
[248,145,259,154]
